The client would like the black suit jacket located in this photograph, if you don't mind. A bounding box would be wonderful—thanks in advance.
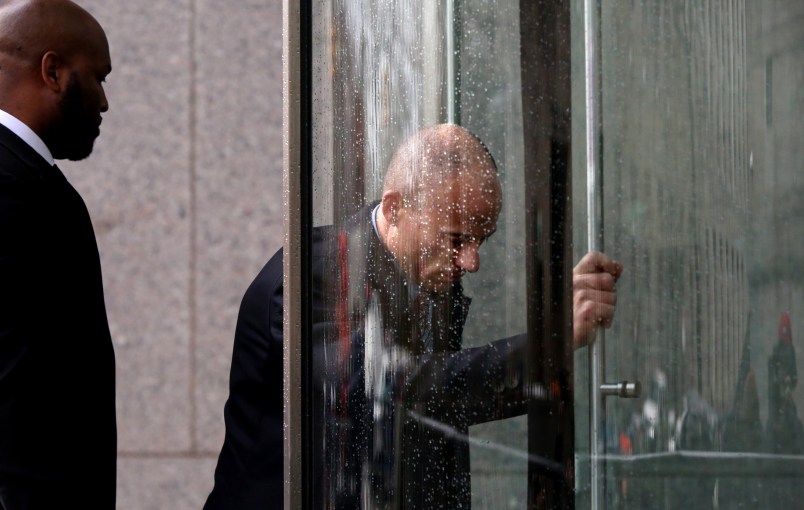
[206,204,526,509]
[0,124,116,506]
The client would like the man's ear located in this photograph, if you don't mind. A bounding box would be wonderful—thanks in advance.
[381,190,403,225]
[41,51,67,92]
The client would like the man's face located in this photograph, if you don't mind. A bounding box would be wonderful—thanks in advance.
[394,170,501,292]
[50,41,111,161]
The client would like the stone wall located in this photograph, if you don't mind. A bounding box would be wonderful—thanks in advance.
[59,1,283,507]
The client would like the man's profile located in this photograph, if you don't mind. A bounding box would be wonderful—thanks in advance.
[205,124,621,509]
[0,0,116,507]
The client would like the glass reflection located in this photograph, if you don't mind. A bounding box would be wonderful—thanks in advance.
[310,1,548,508]
[573,0,804,508]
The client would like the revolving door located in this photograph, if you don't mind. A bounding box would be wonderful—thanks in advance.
[283,1,804,508]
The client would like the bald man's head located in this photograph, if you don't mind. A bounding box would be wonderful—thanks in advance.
[0,0,111,160]
[383,123,499,209]
[378,124,502,292]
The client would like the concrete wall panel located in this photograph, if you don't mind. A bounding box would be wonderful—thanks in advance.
[62,1,195,455]
[192,0,284,455]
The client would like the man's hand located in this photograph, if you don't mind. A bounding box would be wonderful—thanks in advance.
[573,251,623,350]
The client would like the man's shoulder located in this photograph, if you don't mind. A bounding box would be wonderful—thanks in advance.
[249,248,284,297]
[247,221,339,288]
[0,144,42,212]
[0,142,29,180]
[251,205,377,292]
[0,125,50,181]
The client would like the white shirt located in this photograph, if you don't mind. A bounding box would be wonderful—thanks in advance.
[0,108,55,166]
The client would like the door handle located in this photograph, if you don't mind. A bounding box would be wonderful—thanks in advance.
[601,381,641,399]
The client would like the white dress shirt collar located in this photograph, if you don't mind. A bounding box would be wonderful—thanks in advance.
[0,108,55,166]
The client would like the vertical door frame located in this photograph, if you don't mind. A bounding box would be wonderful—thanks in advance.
[283,0,312,509]
[520,1,575,508]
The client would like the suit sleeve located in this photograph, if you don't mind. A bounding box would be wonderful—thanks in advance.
[204,249,285,510]
[315,310,528,430]
[403,334,528,425]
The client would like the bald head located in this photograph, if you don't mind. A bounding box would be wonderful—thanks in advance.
[0,0,111,159]
[0,0,106,76]
[384,123,499,208]
[378,124,502,291]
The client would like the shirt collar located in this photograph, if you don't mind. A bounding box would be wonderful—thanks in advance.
[370,202,382,238]
[371,201,426,301]
[0,108,55,166]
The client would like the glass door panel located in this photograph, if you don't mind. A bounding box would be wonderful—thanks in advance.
[307,1,571,508]
[457,1,527,508]
[573,0,804,508]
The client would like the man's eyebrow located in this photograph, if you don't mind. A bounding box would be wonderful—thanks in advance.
[445,227,497,242]
[475,227,497,240]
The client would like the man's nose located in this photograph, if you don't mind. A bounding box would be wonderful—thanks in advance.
[455,244,480,273]
[100,88,109,113]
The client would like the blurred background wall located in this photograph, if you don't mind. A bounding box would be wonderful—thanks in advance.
[59,1,283,507]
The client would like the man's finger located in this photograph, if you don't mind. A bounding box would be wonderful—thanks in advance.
[574,272,618,293]
[574,301,617,324]
[574,251,623,281]
[574,288,617,307]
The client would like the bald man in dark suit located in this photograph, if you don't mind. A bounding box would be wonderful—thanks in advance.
[0,1,116,507]
[206,124,622,509]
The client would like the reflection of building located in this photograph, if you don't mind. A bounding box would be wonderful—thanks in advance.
[601,0,749,419]
[598,0,803,448]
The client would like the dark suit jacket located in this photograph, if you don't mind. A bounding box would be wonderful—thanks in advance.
[204,245,284,510]
[206,204,526,509]
[0,124,116,506]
